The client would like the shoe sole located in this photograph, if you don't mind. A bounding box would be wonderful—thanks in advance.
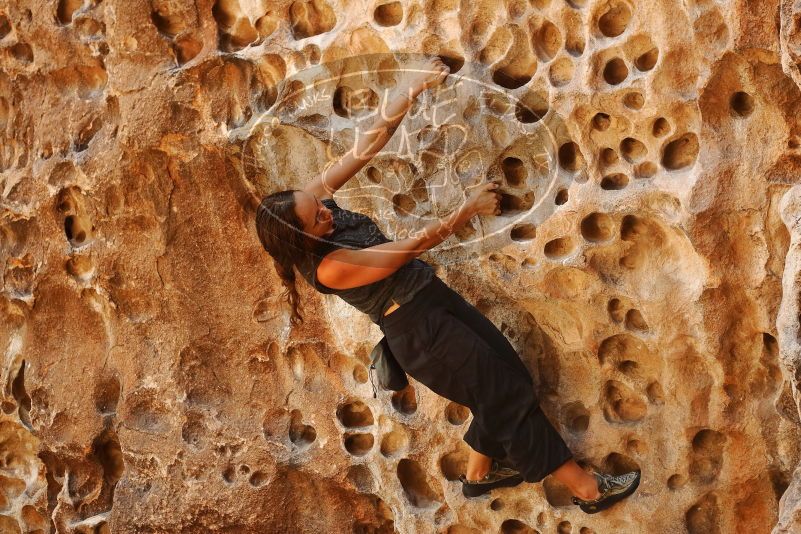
[579,472,641,514]
[462,473,524,498]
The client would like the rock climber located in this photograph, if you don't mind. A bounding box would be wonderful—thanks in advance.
[254,55,640,514]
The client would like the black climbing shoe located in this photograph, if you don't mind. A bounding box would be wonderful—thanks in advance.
[459,460,524,498]
[572,470,641,514]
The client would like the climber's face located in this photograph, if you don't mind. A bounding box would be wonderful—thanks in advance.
[294,190,335,238]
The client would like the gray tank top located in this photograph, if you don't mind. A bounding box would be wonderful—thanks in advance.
[296,197,435,324]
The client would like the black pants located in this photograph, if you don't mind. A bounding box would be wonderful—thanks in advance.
[378,276,573,483]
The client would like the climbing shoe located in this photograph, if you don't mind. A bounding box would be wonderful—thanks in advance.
[572,470,641,514]
[459,459,524,498]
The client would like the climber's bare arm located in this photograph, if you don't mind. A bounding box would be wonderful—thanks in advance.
[317,183,500,290]
[303,57,450,200]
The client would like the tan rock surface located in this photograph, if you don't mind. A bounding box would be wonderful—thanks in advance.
[0,0,800,533]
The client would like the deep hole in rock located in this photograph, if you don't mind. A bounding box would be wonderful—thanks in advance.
[502,157,527,186]
[409,178,428,202]
[544,237,575,259]
[600,147,619,166]
[635,161,657,178]
[598,2,631,37]
[12,360,32,429]
[558,141,583,172]
[332,86,351,117]
[397,459,441,508]
[692,428,726,456]
[289,409,317,446]
[440,450,467,481]
[668,473,687,490]
[501,518,538,533]
[249,470,269,487]
[391,385,417,415]
[601,173,628,190]
[534,19,561,61]
[344,432,374,456]
[57,0,83,25]
[336,400,375,428]
[617,359,639,376]
[151,6,185,38]
[366,166,381,183]
[768,468,791,502]
[445,402,470,425]
[393,193,417,215]
[499,192,534,214]
[92,429,125,485]
[646,381,665,404]
[511,223,536,241]
[603,452,640,475]
[661,133,699,170]
[515,92,548,123]
[603,58,628,85]
[730,91,754,118]
[580,212,614,242]
[623,91,644,109]
[558,520,572,534]
[608,298,625,322]
[686,492,720,534]
[620,214,648,241]
[289,0,337,40]
[592,112,611,131]
[94,374,121,415]
[353,363,368,384]
[602,380,647,423]
[439,53,465,73]
[493,66,532,90]
[635,47,659,71]
[625,309,648,331]
[380,430,407,457]
[174,35,203,65]
[374,1,402,26]
[543,475,574,507]
[620,137,647,163]
[563,401,590,432]
[652,117,670,137]
[555,188,569,205]
[0,14,10,38]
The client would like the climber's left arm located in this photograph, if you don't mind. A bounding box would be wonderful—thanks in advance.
[303,57,450,200]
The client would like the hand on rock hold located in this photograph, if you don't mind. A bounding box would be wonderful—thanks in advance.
[407,56,450,96]
[465,181,502,216]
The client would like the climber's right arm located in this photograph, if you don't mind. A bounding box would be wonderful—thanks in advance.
[301,90,416,201]
[302,58,449,201]
[316,183,500,290]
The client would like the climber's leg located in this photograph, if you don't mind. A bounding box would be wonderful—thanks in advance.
[551,459,601,500]
[436,284,532,380]
[380,277,573,486]
[465,447,493,480]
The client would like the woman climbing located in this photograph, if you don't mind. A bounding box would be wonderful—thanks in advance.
[254,56,640,514]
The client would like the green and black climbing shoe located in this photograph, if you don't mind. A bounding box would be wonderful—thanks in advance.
[572,470,641,514]
[459,460,524,498]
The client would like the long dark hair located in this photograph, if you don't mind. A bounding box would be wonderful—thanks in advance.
[255,189,316,327]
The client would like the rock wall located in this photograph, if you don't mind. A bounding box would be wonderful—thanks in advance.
[0,0,800,533]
